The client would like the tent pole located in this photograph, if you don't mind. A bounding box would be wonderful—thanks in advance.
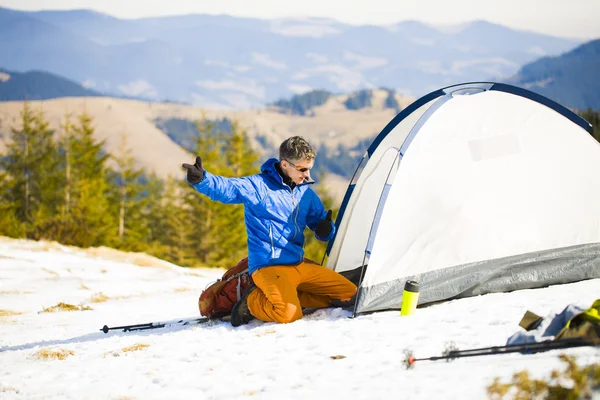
[351,252,370,318]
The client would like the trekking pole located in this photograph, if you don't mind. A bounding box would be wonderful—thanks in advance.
[404,337,600,369]
[100,317,212,333]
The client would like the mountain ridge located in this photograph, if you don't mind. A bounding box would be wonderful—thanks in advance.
[0,7,580,108]
[506,39,600,110]
[0,68,103,101]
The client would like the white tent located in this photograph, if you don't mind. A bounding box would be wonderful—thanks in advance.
[326,82,600,315]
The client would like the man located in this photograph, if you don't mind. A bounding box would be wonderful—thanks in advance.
[183,136,357,327]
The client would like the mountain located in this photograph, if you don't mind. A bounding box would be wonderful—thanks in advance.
[0,7,581,108]
[505,39,600,110]
[0,68,102,101]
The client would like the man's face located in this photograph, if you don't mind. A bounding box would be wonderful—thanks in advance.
[281,158,314,185]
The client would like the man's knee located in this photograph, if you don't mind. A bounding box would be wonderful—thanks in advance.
[340,282,358,300]
[272,302,302,323]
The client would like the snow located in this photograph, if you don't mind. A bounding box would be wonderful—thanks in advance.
[0,236,598,399]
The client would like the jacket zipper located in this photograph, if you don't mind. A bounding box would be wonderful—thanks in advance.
[290,187,300,242]
[269,224,275,258]
[268,164,315,260]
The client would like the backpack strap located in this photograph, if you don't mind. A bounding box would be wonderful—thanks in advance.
[224,268,249,283]
[225,268,249,302]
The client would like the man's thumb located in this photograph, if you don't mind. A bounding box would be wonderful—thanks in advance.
[182,156,203,170]
[325,210,332,221]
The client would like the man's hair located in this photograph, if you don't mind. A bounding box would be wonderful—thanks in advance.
[279,136,316,162]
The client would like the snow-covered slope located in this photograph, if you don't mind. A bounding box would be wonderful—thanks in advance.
[0,236,598,399]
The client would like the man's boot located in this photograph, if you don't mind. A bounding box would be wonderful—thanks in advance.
[231,285,257,327]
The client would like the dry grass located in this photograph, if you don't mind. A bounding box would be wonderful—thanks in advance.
[41,267,59,276]
[79,283,90,290]
[102,344,151,358]
[130,254,165,268]
[255,329,277,337]
[39,242,70,252]
[90,292,110,303]
[488,354,600,399]
[173,287,192,292]
[113,294,135,301]
[40,302,92,313]
[122,344,150,352]
[34,348,75,360]
[0,309,22,317]
[0,290,33,295]
[87,246,173,269]
[0,386,19,394]
[330,355,347,360]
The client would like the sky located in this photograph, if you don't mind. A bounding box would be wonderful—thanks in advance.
[1,236,599,399]
[3,0,600,39]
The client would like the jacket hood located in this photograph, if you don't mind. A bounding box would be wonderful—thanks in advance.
[260,158,283,185]
[260,158,315,187]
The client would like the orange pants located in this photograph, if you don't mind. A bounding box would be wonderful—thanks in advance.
[247,261,357,324]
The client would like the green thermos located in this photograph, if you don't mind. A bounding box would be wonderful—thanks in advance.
[400,280,420,316]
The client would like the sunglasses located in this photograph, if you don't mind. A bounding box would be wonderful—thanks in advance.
[285,159,312,173]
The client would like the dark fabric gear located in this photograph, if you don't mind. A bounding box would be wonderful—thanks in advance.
[275,162,296,189]
[182,156,204,184]
[315,210,333,238]
[330,292,357,308]
[231,285,257,327]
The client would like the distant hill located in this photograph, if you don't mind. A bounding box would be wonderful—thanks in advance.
[271,88,403,116]
[154,89,412,183]
[0,68,102,101]
[0,91,414,200]
[0,7,580,108]
[506,39,600,110]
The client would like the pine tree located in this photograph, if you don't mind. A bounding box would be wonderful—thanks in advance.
[145,174,197,266]
[106,133,148,251]
[0,103,34,236]
[30,111,76,241]
[204,121,260,268]
[184,117,226,266]
[32,110,63,227]
[64,112,112,247]
[0,103,61,237]
[579,108,600,143]
[142,174,170,259]
[61,113,74,215]
[0,168,25,237]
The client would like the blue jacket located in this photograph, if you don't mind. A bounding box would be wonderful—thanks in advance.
[190,158,335,273]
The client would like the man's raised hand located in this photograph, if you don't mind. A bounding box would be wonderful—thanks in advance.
[182,156,204,184]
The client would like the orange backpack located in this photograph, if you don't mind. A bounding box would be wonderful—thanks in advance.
[198,257,253,318]
[198,257,321,318]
